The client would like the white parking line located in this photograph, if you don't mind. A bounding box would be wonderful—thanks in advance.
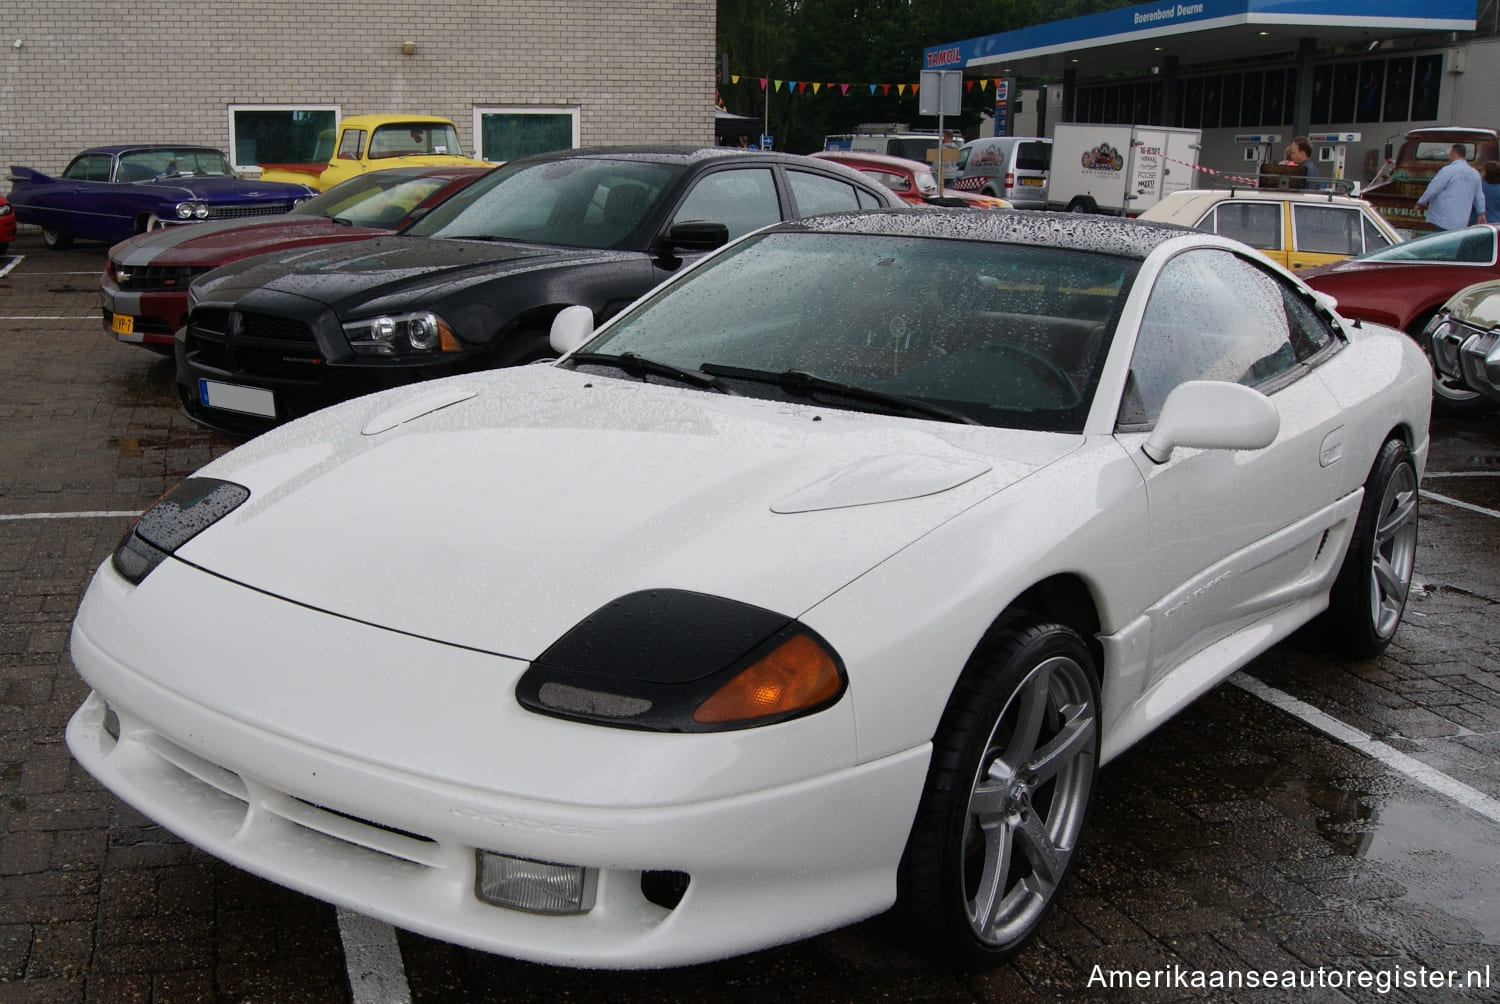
[0,510,140,521]
[1232,674,1500,828]
[337,907,413,1004]
[0,256,21,278]
[1421,489,1500,521]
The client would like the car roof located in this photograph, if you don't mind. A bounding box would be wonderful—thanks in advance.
[810,150,931,172]
[76,145,226,157]
[960,136,1050,148]
[338,114,461,129]
[1162,187,1370,207]
[778,208,1190,259]
[507,145,855,169]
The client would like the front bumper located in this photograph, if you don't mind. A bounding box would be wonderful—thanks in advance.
[100,277,184,348]
[1428,316,1500,403]
[175,311,478,434]
[67,560,928,968]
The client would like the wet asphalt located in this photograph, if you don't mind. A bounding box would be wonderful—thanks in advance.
[1,229,1497,1002]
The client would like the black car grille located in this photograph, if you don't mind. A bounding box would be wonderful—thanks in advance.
[113,264,211,291]
[206,202,296,220]
[187,309,324,377]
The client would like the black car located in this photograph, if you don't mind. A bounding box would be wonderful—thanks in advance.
[177,146,901,433]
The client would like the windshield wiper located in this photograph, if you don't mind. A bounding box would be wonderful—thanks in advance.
[330,216,355,227]
[699,364,978,425]
[569,352,737,394]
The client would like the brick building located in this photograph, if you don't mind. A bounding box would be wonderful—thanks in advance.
[0,0,716,175]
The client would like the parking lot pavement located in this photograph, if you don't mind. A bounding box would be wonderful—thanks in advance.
[1,230,1497,1002]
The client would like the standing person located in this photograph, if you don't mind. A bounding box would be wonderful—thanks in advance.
[1417,144,1486,231]
[1480,161,1500,223]
[1290,137,1320,179]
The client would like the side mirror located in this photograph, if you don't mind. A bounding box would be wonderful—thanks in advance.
[549,305,595,356]
[1142,381,1279,464]
[657,221,729,253]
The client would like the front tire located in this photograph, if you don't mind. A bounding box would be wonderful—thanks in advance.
[1319,439,1419,658]
[41,227,73,250]
[897,621,1099,965]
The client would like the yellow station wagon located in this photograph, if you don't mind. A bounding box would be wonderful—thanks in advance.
[1139,184,1402,270]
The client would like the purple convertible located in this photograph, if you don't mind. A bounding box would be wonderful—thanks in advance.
[7,145,315,249]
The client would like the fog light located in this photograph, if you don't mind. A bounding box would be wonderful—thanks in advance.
[475,852,596,915]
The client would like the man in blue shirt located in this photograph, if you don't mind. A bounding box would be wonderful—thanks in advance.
[1418,145,1487,231]
[1291,137,1320,179]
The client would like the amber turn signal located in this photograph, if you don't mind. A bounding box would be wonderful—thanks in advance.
[692,633,842,724]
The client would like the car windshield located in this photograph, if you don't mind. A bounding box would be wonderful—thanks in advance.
[572,231,1138,432]
[117,149,234,181]
[368,122,464,159]
[290,172,456,227]
[1354,226,1496,264]
[406,157,681,250]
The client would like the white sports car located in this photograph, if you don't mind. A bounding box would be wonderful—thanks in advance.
[68,210,1430,969]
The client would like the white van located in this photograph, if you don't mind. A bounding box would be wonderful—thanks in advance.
[948,137,1052,209]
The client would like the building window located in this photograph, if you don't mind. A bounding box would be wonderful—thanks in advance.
[227,105,340,170]
[475,107,580,163]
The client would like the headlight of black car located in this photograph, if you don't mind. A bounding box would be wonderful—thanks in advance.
[112,478,250,584]
[344,312,460,356]
[516,590,847,732]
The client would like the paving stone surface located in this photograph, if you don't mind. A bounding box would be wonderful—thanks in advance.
[1,231,1497,1001]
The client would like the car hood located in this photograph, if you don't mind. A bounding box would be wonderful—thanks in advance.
[177,365,1078,659]
[191,235,628,313]
[112,218,390,268]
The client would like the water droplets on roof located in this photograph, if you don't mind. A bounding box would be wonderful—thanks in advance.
[793,208,1189,259]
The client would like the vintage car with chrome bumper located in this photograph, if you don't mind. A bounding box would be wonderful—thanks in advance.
[1426,279,1500,404]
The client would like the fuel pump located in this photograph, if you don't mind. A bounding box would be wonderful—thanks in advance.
[1308,132,1360,181]
[1235,133,1283,173]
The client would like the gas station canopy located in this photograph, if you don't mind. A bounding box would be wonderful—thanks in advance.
[923,0,1477,80]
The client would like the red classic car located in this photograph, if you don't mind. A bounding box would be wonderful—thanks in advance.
[101,165,488,350]
[808,151,1009,209]
[1303,223,1500,416]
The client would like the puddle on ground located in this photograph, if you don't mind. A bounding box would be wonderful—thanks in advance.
[1283,775,1500,941]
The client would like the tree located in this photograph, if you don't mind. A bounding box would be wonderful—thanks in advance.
[715,0,1132,152]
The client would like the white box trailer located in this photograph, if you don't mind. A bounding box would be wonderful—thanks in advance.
[1046,123,1201,216]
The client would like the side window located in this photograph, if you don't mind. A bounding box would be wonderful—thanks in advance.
[1281,285,1336,360]
[856,187,884,209]
[671,168,779,241]
[336,129,366,160]
[63,154,111,181]
[1361,213,1393,252]
[787,170,864,217]
[1293,204,1363,255]
[1016,142,1051,171]
[862,170,910,193]
[1123,250,1302,426]
[1208,201,1282,250]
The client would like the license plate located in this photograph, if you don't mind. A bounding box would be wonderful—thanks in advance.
[199,379,276,419]
[1020,177,1044,187]
[111,312,135,336]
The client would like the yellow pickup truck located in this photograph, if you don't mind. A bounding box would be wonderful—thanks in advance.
[257,114,491,190]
